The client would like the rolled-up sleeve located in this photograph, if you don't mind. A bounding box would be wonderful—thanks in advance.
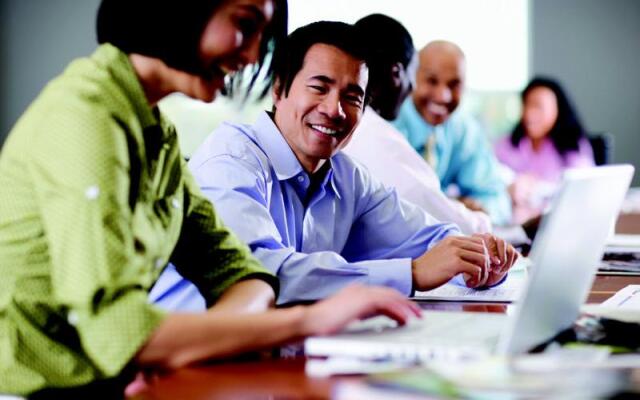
[30,103,166,376]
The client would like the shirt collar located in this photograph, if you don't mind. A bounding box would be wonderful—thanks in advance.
[327,166,341,200]
[397,98,437,150]
[405,98,435,132]
[252,111,342,199]
[252,111,305,181]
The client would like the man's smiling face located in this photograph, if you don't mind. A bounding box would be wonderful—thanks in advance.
[273,43,368,173]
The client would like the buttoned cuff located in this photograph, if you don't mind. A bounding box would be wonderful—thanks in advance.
[367,258,413,296]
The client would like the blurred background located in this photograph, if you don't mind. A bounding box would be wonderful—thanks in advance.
[0,0,638,183]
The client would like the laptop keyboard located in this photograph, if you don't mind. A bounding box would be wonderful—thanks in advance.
[306,311,507,363]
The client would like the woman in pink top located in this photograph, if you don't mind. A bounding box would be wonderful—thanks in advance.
[495,77,595,223]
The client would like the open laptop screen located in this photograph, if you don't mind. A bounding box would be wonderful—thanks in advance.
[499,165,634,354]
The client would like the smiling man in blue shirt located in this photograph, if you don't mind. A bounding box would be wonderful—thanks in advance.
[151,22,517,307]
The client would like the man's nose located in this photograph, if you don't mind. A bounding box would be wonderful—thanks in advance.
[318,92,346,120]
[432,85,452,103]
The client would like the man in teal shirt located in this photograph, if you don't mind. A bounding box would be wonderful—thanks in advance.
[393,41,512,225]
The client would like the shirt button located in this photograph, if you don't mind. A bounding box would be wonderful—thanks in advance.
[297,175,305,183]
[171,198,180,209]
[67,311,79,326]
[84,185,100,200]
[154,258,165,269]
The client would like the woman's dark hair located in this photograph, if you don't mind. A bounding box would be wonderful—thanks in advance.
[96,0,288,100]
[271,21,369,99]
[511,76,586,158]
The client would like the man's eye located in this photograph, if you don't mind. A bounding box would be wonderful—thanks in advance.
[345,95,363,106]
[309,85,327,93]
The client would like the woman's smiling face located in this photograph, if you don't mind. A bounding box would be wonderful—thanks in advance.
[174,0,275,102]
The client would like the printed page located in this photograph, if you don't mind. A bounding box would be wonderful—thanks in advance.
[601,285,640,308]
[413,259,529,303]
[582,285,640,323]
[605,234,640,253]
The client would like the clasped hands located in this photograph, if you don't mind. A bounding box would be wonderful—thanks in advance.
[412,233,519,291]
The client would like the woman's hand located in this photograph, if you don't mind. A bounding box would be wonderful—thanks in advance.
[300,285,422,336]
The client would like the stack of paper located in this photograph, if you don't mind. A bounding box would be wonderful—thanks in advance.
[412,258,530,303]
[601,235,640,275]
[582,285,640,323]
[605,234,640,253]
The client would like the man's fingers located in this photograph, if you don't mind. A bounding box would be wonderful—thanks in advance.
[458,247,491,282]
[507,247,519,270]
[460,262,486,287]
[471,234,502,265]
[454,239,486,254]
[500,239,508,266]
[458,249,489,269]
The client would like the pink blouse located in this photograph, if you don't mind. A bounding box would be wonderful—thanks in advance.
[495,136,595,182]
[495,135,595,224]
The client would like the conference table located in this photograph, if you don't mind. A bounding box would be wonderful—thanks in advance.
[135,213,640,399]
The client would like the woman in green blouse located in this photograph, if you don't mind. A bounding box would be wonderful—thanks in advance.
[0,0,420,397]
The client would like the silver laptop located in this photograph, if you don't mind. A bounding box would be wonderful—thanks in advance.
[305,165,635,362]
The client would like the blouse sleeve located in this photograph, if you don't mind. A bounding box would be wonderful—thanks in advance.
[29,99,166,377]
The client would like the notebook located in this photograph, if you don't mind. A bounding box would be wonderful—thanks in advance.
[305,165,635,362]
[412,257,530,303]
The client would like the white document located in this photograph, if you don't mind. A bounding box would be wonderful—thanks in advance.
[601,285,640,309]
[412,258,529,303]
[581,285,640,323]
[605,234,640,252]
[305,356,414,377]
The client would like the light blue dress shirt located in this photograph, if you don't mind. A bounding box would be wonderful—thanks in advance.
[150,112,460,307]
[393,99,512,225]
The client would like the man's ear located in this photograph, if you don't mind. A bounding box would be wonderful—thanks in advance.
[390,62,404,85]
[272,79,283,108]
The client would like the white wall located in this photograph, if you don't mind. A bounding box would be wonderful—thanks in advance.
[0,0,101,142]
[1,0,638,187]
[532,0,640,184]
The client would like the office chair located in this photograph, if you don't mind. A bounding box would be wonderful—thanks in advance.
[588,132,614,166]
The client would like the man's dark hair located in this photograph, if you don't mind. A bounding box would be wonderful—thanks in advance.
[510,76,586,158]
[354,14,414,71]
[96,0,288,99]
[353,14,414,120]
[271,21,368,98]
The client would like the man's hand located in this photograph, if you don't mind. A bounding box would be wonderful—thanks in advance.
[411,235,492,291]
[471,233,519,286]
[301,285,422,336]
